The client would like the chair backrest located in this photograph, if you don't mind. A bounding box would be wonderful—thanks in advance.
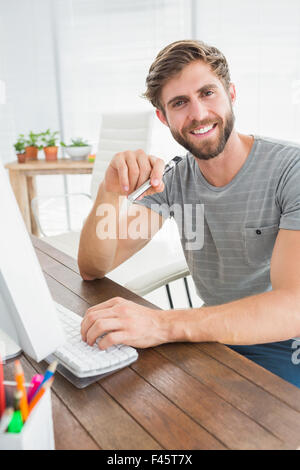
[90,111,155,200]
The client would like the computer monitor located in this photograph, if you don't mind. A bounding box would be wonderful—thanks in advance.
[0,160,65,362]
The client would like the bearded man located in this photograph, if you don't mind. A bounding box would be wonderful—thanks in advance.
[78,40,300,387]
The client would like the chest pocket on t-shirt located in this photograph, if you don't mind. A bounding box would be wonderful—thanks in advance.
[244,224,279,266]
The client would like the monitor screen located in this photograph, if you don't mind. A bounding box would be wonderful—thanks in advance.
[0,161,65,361]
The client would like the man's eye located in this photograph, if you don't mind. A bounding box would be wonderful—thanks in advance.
[173,100,185,107]
[204,90,214,97]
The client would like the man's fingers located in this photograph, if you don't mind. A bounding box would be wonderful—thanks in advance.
[85,317,123,346]
[81,310,118,342]
[136,153,152,188]
[81,298,124,341]
[136,181,165,200]
[111,151,165,196]
[97,331,126,350]
[112,154,129,193]
[149,156,165,188]
[134,155,165,200]
[125,152,141,192]
[85,297,123,314]
[108,150,166,197]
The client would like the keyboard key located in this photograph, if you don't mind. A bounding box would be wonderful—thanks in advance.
[54,302,138,378]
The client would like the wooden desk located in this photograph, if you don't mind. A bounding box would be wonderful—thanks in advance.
[5,159,94,236]
[4,237,300,450]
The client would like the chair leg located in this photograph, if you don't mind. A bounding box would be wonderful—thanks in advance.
[183,277,193,308]
[165,284,174,309]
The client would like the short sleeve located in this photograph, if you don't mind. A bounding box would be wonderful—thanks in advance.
[277,157,300,230]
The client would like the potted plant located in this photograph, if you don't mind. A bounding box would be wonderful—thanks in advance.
[40,129,59,161]
[60,137,92,161]
[25,131,42,161]
[13,134,27,163]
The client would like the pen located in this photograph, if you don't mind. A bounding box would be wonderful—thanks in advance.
[28,376,54,414]
[32,361,57,399]
[0,407,14,433]
[127,156,183,203]
[15,360,29,422]
[0,354,5,418]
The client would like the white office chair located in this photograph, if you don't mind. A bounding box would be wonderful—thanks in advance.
[32,111,190,306]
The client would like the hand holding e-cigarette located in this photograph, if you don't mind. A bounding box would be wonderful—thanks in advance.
[103,150,181,201]
[127,156,183,202]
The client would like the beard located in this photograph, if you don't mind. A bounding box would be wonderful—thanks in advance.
[169,106,235,161]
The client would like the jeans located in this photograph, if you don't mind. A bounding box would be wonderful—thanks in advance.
[227,339,300,388]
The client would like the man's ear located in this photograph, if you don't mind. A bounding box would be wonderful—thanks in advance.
[228,83,236,106]
[156,108,169,127]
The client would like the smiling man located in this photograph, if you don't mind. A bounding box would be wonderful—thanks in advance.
[159,67,236,162]
[78,40,300,387]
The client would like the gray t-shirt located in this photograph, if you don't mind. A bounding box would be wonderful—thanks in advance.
[134,135,300,306]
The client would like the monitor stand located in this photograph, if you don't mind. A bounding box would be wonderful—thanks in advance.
[0,328,22,361]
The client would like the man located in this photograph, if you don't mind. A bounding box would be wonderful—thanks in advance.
[78,40,300,387]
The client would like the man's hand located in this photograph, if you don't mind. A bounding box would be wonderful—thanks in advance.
[104,149,166,198]
[80,297,170,349]
[77,148,166,281]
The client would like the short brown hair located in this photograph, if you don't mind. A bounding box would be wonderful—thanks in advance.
[143,39,231,112]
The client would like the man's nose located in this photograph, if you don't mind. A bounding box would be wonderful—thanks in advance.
[188,99,209,122]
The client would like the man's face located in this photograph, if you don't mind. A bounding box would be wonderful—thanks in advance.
[157,60,236,160]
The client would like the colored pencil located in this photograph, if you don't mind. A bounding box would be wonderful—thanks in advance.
[14,360,29,422]
[28,376,54,414]
[32,361,57,399]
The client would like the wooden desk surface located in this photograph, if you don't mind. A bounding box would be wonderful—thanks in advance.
[4,237,300,450]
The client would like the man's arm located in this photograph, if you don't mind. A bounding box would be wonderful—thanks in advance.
[78,150,165,280]
[78,182,164,279]
[179,228,300,345]
[81,229,300,349]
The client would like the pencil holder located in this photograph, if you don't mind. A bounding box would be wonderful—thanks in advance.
[0,388,54,450]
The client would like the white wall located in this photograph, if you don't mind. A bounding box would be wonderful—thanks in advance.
[0,0,59,164]
[52,0,191,158]
[193,0,300,143]
[0,0,191,165]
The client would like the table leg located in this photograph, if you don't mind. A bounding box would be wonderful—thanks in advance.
[27,175,40,237]
[8,169,32,233]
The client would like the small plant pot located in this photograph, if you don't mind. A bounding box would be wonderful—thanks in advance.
[44,146,58,162]
[17,153,26,164]
[88,154,96,162]
[25,146,39,161]
[65,145,92,161]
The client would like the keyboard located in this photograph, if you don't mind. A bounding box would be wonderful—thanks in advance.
[52,302,138,378]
